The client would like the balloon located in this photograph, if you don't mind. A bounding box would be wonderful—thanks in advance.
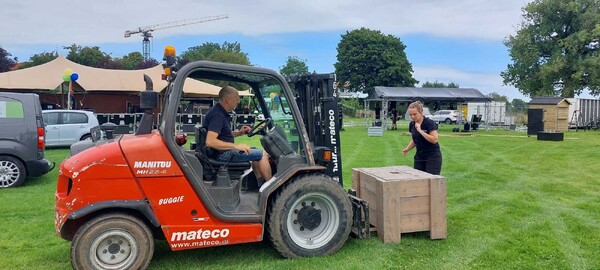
[70,73,79,81]
[64,68,73,76]
[62,74,71,82]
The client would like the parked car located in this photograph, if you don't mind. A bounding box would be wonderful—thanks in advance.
[431,110,463,124]
[42,110,99,147]
[0,92,54,188]
[404,107,433,120]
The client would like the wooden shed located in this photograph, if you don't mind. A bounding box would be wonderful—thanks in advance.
[529,97,571,132]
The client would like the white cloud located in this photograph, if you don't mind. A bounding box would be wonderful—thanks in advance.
[1,0,530,46]
[413,65,530,101]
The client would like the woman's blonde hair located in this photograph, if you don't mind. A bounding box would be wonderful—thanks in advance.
[408,101,424,114]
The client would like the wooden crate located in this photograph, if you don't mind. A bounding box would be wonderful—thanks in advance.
[352,166,447,243]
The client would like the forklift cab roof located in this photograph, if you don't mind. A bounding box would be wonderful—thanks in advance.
[179,61,281,86]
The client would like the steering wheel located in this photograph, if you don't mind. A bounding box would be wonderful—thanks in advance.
[247,118,272,137]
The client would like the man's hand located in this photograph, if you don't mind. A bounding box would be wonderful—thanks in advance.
[239,125,251,134]
[235,143,251,154]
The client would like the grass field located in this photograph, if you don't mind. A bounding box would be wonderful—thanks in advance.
[1,120,599,269]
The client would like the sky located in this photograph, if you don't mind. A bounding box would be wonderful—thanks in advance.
[3,0,592,102]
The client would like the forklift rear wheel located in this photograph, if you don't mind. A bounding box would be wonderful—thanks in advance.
[268,174,352,258]
[70,213,154,270]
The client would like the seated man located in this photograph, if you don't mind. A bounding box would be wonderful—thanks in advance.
[203,86,272,186]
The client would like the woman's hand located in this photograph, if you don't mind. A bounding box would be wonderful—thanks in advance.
[414,122,421,132]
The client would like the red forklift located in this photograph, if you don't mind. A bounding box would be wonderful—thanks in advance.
[55,46,368,269]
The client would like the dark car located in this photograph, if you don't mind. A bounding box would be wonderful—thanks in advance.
[0,92,54,188]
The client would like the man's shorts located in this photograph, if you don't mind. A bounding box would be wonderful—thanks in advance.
[216,148,263,162]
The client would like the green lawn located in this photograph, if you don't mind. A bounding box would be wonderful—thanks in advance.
[1,121,599,269]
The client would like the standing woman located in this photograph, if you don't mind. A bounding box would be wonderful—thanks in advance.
[402,101,442,175]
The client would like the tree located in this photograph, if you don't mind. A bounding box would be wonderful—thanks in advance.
[488,92,509,102]
[64,44,121,69]
[0,47,17,72]
[178,42,251,88]
[421,81,459,88]
[279,56,309,77]
[119,52,145,70]
[178,42,250,67]
[511,98,528,109]
[135,59,159,69]
[18,52,58,69]
[502,0,600,98]
[335,28,418,95]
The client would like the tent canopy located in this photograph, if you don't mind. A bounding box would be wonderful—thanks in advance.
[0,56,167,92]
[368,86,492,102]
[0,56,239,98]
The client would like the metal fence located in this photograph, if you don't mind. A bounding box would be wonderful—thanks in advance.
[95,113,255,135]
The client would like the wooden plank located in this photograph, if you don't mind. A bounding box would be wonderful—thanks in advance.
[397,180,430,197]
[359,173,379,194]
[399,213,430,232]
[376,174,391,242]
[381,180,403,243]
[429,177,447,239]
[368,206,379,229]
[351,169,360,197]
[359,166,430,182]
[399,196,429,215]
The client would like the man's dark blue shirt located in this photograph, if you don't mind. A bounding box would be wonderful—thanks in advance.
[202,103,234,144]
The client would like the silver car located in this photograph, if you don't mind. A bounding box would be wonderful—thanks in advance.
[43,110,99,147]
[431,110,463,124]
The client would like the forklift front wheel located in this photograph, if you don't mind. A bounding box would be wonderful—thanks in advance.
[70,213,154,270]
[268,174,352,258]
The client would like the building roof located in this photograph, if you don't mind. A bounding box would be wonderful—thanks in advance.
[529,97,571,105]
[0,56,247,98]
[368,86,492,102]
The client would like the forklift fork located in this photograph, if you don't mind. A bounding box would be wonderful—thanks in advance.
[347,189,370,239]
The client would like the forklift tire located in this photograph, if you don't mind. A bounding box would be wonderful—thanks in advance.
[267,174,352,258]
[70,213,154,270]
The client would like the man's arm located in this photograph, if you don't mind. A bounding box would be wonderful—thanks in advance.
[232,125,251,137]
[205,131,250,153]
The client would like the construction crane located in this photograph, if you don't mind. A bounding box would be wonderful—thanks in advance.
[124,15,229,60]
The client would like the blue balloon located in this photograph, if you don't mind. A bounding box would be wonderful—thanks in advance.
[70,73,79,81]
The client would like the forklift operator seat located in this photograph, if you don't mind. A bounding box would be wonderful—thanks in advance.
[195,126,251,180]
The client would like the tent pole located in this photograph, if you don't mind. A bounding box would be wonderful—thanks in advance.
[61,82,65,109]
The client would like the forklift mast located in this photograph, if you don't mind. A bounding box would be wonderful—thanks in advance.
[290,73,343,185]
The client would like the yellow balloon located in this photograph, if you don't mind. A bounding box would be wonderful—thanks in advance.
[64,68,73,76]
